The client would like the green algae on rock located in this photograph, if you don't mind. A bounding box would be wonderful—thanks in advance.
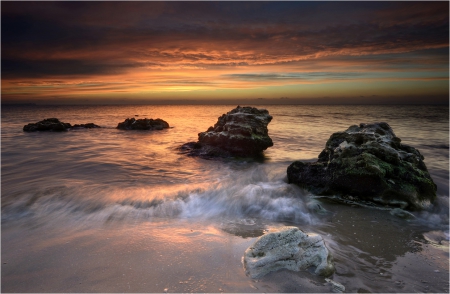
[180,106,273,157]
[243,226,334,279]
[287,122,436,210]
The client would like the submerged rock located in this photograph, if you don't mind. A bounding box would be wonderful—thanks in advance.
[72,123,101,129]
[243,226,334,279]
[390,208,416,219]
[181,106,273,157]
[23,118,101,132]
[116,118,169,130]
[287,122,436,210]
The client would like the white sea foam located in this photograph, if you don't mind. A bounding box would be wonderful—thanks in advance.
[1,164,317,227]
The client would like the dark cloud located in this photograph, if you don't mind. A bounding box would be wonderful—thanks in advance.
[1,58,140,79]
[2,2,448,75]
[1,1,448,104]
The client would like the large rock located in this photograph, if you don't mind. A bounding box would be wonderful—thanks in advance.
[181,106,273,157]
[117,118,169,130]
[23,118,100,132]
[243,226,334,279]
[287,122,437,210]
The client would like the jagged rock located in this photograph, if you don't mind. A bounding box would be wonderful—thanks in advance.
[287,122,436,210]
[181,106,273,157]
[23,118,72,132]
[116,118,169,130]
[243,226,334,279]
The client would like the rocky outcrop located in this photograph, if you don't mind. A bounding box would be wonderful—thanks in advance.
[23,118,100,132]
[23,118,71,132]
[287,122,436,210]
[243,226,334,279]
[181,106,273,157]
[116,118,169,130]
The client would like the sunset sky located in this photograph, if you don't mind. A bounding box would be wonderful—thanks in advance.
[2,1,449,105]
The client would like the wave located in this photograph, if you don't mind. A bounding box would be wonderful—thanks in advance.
[1,167,317,226]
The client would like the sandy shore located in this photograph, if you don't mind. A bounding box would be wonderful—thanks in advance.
[2,204,449,293]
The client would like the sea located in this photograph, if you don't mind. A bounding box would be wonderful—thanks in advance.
[1,104,449,293]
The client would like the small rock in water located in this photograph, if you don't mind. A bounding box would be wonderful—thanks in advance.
[117,117,169,130]
[23,118,101,132]
[390,208,415,219]
[243,226,334,279]
[325,278,345,293]
[71,123,101,129]
[307,199,328,214]
[163,288,168,293]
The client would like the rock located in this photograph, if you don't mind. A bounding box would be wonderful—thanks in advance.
[23,118,101,132]
[306,199,328,215]
[243,226,334,279]
[72,123,101,129]
[116,118,169,130]
[23,118,71,132]
[390,208,415,219]
[325,278,345,293]
[181,106,273,157]
[287,122,436,210]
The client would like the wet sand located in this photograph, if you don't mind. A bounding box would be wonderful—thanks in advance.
[2,203,449,293]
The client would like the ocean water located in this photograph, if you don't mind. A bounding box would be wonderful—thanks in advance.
[1,104,449,292]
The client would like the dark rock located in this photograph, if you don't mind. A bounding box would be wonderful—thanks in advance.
[116,118,169,130]
[23,118,71,132]
[287,122,436,210]
[181,106,273,157]
[72,123,101,129]
[23,118,101,132]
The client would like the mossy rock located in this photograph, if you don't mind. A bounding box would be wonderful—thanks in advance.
[287,122,436,210]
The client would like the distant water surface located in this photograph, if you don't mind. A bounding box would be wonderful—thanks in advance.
[2,104,449,292]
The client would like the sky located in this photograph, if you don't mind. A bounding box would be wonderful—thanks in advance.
[1,1,449,105]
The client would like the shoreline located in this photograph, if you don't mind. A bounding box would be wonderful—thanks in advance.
[2,201,449,293]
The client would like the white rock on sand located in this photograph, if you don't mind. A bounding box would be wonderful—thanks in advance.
[325,278,346,293]
[243,226,334,279]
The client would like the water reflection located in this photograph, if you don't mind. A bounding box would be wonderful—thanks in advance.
[219,219,267,238]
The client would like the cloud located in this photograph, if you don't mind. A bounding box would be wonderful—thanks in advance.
[222,72,364,82]
[1,2,448,102]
